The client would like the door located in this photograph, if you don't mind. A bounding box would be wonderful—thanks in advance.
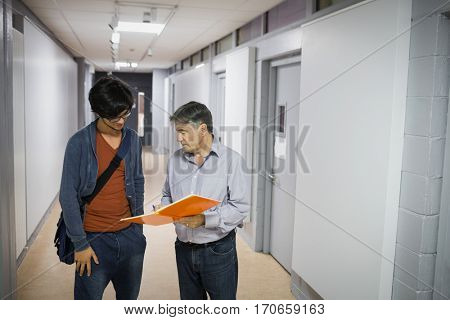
[269,61,301,273]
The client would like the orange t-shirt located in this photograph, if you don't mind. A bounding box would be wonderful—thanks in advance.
[84,131,132,232]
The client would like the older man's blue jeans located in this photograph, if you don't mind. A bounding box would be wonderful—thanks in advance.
[74,224,146,300]
[175,230,238,300]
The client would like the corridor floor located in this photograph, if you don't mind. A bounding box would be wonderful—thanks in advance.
[16,151,294,300]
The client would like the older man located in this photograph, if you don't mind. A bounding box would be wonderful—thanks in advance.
[161,101,250,300]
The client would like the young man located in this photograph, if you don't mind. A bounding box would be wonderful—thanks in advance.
[59,76,146,300]
[161,101,250,300]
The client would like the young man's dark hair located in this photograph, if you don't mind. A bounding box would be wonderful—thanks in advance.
[170,101,213,134]
[89,76,134,119]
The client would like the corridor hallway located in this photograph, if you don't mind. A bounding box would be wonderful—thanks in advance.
[16,149,294,300]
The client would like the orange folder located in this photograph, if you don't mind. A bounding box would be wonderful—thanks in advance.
[120,194,220,226]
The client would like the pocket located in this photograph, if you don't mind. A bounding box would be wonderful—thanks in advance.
[174,239,182,248]
[131,224,146,243]
[208,238,234,256]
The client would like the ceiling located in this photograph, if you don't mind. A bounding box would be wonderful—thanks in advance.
[22,0,285,72]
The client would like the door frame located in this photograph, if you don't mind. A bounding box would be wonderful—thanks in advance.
[0,0,17,299]
[261,54,302,253]
[212,72,226,142]
[168,81,176,154]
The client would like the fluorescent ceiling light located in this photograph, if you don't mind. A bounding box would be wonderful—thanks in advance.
[115,62,138,69]
[111,32,120,44]
[195,63,205,69]
[117,21,164,34]
[115,62,129,68]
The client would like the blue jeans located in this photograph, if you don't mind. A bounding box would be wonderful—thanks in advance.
[74,224,146,300]
[175,230,238,300]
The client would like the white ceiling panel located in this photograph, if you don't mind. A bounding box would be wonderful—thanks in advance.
[22,0,285,72]
[63,11,113,22]
[168,16,216,28]
[222,10,262,23]
[174,7,230,20]
[39,17,72,32]
[22,0,56,9]
[202,21,245,36]
[54,0,115,12]
[178,0,247,10]
[26,7,61,19]
[69,21,110,31]
[120,0,180,5]
[239,0,286,11]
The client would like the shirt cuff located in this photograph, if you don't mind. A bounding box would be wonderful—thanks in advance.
[73,237,90,252]
[204,208,220,229]
[161,198,172,206]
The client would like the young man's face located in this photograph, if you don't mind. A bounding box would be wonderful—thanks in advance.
[175,122,204,153]
[102,109,131,131]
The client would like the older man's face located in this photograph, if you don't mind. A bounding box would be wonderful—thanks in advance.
[175,122,202,153]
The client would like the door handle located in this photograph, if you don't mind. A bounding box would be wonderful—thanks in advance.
[267,173,276,183]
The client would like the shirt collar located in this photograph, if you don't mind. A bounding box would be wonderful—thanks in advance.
[182,134,220,161]
[210,135,220,157]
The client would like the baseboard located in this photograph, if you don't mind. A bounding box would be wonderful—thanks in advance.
[16,193,59,268]
[291,271,323,300]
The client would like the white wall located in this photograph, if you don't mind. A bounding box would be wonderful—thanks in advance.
[166,64,211,152]
[24,20,77,239]
[171,64,210,108]
[152,69,169,154]
[224,47,256,164]
[83,63,94,126]
[292,0,411,299]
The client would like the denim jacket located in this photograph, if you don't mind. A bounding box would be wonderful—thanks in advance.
[59,120,144,251]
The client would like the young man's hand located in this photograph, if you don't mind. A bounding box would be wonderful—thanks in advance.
[177,214,205,228]
[75,246,99,277]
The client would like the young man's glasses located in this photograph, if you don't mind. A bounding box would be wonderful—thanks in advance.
[105,110,132,123]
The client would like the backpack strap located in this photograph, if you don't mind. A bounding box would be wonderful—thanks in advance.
[82,131,132,204]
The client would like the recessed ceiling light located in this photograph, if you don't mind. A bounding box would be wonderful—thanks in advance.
[115,62,129,68]
[115,61,138,68]
[116,21,164,34]
[111,32,120,44]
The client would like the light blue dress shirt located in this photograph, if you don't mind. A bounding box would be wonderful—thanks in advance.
[161,138,250,244]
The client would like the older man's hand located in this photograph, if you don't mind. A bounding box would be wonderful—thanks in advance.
[177,214,205,228]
